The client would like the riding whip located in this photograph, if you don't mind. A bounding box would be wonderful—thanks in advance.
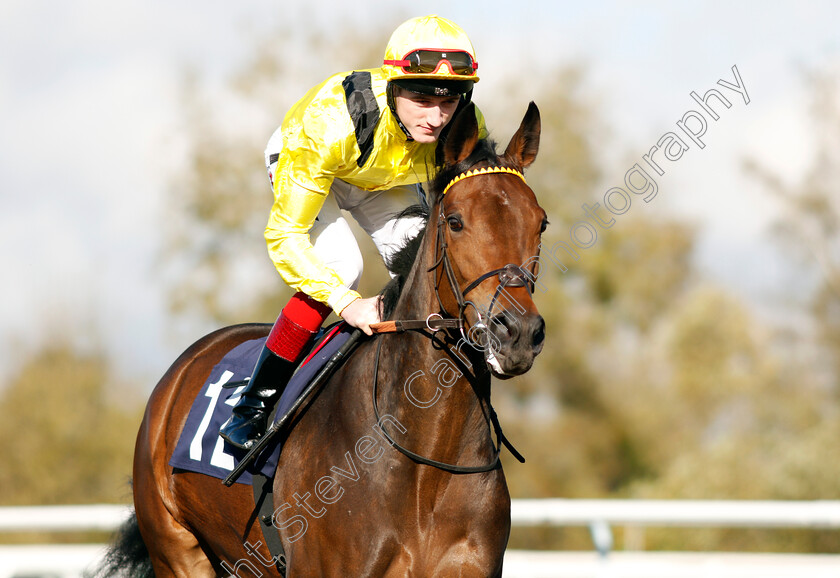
[223,328,366,486]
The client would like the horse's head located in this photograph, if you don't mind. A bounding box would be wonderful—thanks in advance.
[430,102,546,378]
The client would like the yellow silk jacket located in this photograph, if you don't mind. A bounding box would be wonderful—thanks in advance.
[265,67,486,314]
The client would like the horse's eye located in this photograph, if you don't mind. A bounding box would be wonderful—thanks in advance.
[448,216,463,232]
[540,218,549,234]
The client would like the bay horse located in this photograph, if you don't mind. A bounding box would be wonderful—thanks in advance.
[112,101,546,577]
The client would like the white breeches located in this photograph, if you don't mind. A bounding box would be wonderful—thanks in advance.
[266,155,426,291]
[308,179,426,291]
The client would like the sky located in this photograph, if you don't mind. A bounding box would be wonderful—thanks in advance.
[1,0,838,386]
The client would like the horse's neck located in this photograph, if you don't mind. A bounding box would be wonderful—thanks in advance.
[389,217,443,328]
[390,221,438,321]
[381,223,496,467]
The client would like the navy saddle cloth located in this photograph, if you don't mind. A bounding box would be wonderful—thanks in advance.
[169,323,354,485]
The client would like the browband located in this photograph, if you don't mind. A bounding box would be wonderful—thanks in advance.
[441,166,526,196]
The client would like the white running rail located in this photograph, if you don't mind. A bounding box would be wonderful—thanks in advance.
[1,501,839,578]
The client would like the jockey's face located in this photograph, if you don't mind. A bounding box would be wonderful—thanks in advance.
[394,89,462,143]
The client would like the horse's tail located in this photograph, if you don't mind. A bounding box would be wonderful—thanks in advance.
[85,509,154,578]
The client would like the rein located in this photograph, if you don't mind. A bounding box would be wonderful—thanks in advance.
[368,165,530,474]
[371,337,517,474]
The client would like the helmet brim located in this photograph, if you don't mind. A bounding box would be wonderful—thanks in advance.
[391,78,475,97]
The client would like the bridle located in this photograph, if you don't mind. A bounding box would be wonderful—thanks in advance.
[372,165,534,473]
[431,165,539,351]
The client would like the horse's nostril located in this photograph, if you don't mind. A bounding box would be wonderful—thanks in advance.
[496,322,511,340]
[490,313,517,341]
[532,317,545,348]
[533,326,544,347]
[489,313,545,349]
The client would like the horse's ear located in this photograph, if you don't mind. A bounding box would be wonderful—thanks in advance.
[504,101,540,169]
[442,102,480,166]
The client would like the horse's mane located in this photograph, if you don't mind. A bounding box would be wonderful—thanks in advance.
[379,204,428,317]
[379,137,502,319]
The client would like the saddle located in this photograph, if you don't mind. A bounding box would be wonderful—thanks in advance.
[167,323,359,575]
[168,322,357,485]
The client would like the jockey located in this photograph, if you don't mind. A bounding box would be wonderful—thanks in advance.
[220,15,488,450]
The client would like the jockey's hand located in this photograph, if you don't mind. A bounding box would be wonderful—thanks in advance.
[340,296,383,336]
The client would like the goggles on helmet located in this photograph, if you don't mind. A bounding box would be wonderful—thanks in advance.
[384,50,478,77]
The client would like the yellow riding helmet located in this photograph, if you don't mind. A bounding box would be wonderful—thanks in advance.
[382,15,480,84]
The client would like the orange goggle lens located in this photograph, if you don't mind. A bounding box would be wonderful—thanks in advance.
[384,50,477,76]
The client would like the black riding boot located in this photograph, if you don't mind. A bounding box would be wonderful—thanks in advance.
[219,345,297,450]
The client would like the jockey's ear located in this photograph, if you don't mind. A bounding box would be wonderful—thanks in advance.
[504,102,540,169]
[443,102,480,166]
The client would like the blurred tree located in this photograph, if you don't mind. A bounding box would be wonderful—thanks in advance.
[161,20,399,328]
[482,66,604,216]
[0,343,142,505]
[615,76,840,542]
[649,65,840,552]
[502,66,839,555]
[545,281,840,553]
[745,67,840,383]
[496,70,700,500]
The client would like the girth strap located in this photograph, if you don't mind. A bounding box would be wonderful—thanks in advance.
[251,472,287,575]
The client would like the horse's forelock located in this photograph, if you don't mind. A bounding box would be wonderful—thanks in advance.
[430,138,502,206]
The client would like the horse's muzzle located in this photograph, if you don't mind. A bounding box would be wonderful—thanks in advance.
[486,311,545,378]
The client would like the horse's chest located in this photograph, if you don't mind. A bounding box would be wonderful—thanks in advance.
[282,475,509,576]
